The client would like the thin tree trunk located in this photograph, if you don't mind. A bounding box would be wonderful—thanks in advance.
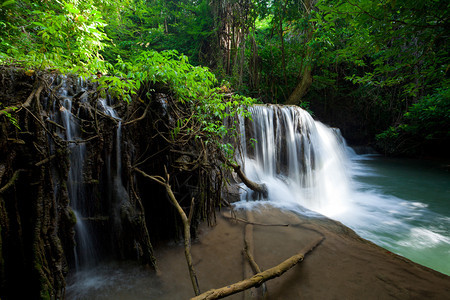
[239,32,246,87]
[286,0,316,105]
[135,167,200,295]
[286,61,313,105]
[280,18,287,86]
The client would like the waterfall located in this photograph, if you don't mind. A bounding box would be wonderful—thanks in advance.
[99,98,128,251]
[53,77,97,271]
[52,89,127,271]
[238,104,353,216]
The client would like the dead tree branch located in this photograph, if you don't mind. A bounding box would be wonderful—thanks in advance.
[135,167,201,296]
[243,211,267,299]
[191,236,324,300]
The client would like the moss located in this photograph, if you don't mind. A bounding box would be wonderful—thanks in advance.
[67,207,77,226]
[39,286,51,300]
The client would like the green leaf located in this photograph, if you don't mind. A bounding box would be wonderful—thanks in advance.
[1,0,15,7]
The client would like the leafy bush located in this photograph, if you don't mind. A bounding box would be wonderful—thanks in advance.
[376,87,450,156]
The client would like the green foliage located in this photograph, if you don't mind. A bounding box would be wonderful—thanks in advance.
[315,0,449,97]
[404,87,450,137]
[101,49,255,155]
[376,86,450,156]
[1,0,448,157]
[0,104,19,128]
[101,0,214,65]
[0,0,117,75]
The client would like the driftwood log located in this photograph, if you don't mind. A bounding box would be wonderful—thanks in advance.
[191,235,324,300]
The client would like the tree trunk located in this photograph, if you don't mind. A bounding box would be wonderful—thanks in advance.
[279,17,287,86]
[286,0,316,105]
[286,62,313,105]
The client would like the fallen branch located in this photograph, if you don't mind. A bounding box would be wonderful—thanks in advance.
[135,167,201,296]
[191,235,324,300]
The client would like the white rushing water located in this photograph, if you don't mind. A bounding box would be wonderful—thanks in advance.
[235,104,450,275]
[51,80,127,272]
[99,97,129,245]
[55,77,97,271]
[237,105,353,216]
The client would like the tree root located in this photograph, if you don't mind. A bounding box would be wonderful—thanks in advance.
[243,211,267,299]
[123,102,150,126]
[135,167,201,296]
[35,155,56,167]
[191,235,324,300]
[0,169,24,194]
[229,162,268,198]
[0,82,44,116]
[223,214,289,227]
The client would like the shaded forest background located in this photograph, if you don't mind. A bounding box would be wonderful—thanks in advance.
[1,0,449,154]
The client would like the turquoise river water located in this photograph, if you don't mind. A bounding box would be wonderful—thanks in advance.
[343,154,450,275]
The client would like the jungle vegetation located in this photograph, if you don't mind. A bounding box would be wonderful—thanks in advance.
[0,0,449,156]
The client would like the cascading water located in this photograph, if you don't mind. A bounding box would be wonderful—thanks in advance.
[98,98,129,250]
[238,104,353,216]
[235,104,450,275]
[51,76,97,271]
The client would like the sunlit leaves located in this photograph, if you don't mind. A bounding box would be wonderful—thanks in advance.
[0,0,113,74]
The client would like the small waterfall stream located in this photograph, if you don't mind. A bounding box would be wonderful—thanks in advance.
[49,79,127,271]
[51,77,98,270]
[98,98,129,256]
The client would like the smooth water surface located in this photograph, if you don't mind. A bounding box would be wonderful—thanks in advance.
[342,155,450,275]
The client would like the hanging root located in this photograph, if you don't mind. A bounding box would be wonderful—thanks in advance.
[191,236,324,300]
[0,169,24,194]
[135,167,201,296]
[0,82,44,116]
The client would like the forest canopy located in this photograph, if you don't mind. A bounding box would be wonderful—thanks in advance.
[0,0,449,156]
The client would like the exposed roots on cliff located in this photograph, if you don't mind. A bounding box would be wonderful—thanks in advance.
[0,67,251,299]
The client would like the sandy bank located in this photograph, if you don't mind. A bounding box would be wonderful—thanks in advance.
[67,205,450,299]
[180,206,450,299]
